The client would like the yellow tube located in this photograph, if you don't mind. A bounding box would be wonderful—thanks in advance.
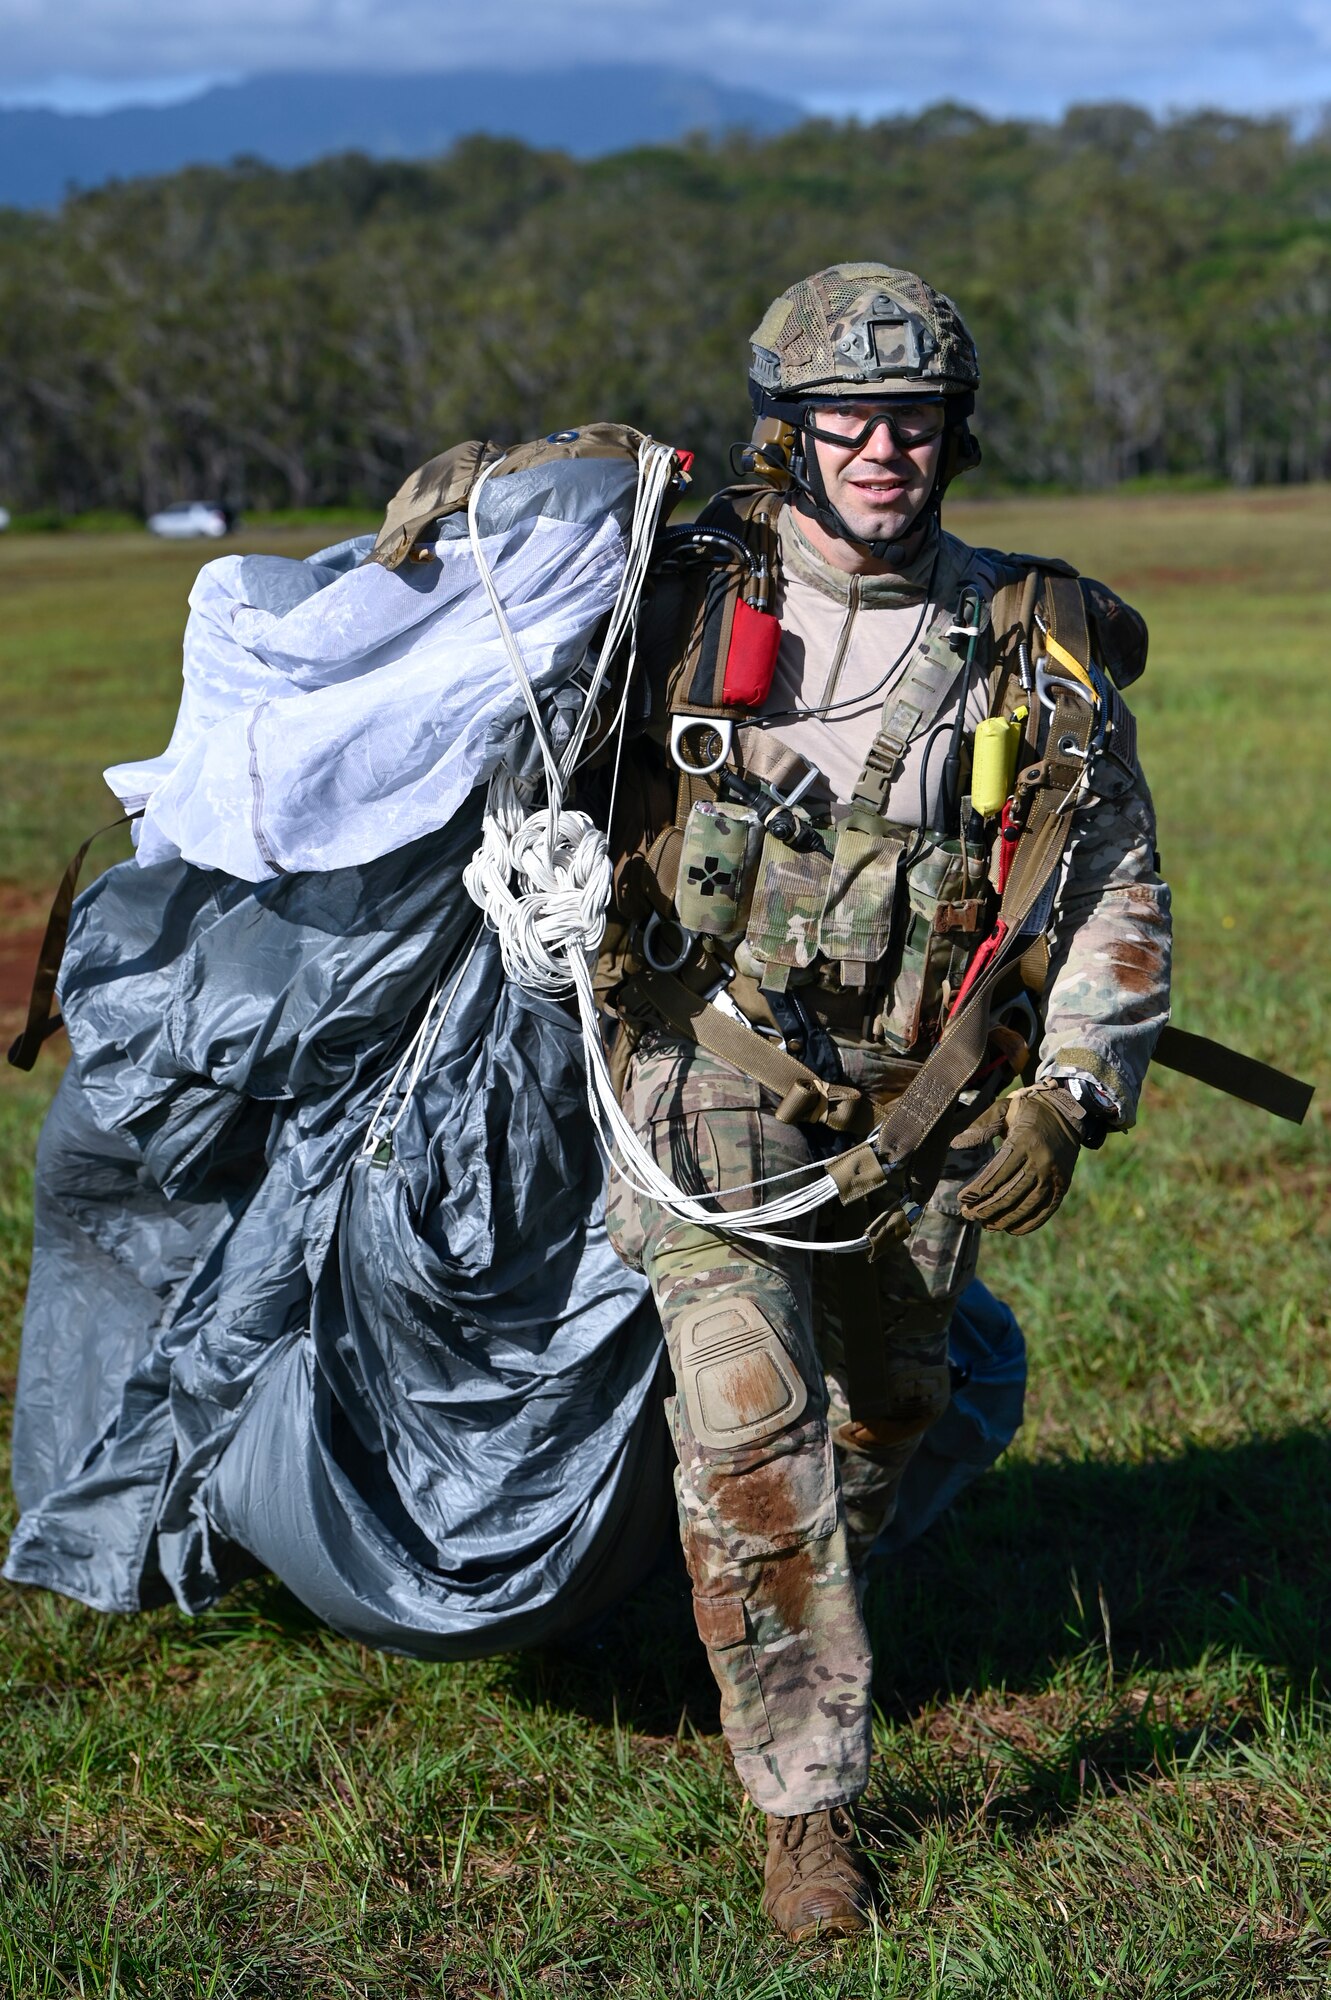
[971,715,1020,818]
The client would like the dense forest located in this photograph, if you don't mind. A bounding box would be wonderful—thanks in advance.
[1,102,1329,515]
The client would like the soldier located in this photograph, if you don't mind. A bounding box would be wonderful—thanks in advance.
[600,264,1171,1941]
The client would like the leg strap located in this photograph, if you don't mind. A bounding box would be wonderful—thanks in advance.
[621,968,875,1135]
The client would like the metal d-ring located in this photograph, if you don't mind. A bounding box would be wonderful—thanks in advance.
[642,910,696,973]
[670,714,734,776]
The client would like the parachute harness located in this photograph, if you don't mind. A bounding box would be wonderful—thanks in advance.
[428,439,872,1252]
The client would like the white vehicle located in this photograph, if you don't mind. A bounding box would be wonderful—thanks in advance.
[0,506,10,531]
[146,501,235,539]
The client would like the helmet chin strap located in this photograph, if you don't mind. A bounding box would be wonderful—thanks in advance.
[790,435,941,566]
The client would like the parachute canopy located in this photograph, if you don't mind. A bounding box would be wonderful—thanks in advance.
[5,440,1023,1655]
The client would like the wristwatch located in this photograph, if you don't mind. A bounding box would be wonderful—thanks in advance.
[1058,1073,1116,1150]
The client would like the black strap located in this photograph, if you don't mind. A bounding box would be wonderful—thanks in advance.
[7,816,134,1072]
[1153,1025,1313,1126]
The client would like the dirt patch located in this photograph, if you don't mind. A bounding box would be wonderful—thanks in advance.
[0,885,51,927]
[0,928,44,1014]
[0,887,56,1033]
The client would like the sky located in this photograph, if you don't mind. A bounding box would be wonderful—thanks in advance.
[1,0,1328,122]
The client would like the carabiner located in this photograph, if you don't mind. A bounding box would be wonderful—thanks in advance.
[1035,657,1096,714]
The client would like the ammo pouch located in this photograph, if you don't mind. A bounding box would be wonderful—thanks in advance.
[816,806,907,986]
[876,838,991,1052]
[744,829,833,972]
[704,803,993,1052]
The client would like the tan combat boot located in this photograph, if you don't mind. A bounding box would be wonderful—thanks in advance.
[761,1805,873,1942]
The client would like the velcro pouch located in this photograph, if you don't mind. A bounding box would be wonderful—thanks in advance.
[745,830,835,973]
[721,599,782,708]
[816,806,907,987]
[674,801,763,939]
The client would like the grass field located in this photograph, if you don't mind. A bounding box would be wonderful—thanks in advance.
[1,491,1328,1997]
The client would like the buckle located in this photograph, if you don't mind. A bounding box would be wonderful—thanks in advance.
[862,1205,916,1260]
[933,898,986,936]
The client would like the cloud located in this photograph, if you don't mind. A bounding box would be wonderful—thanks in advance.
[3,0,1329,119]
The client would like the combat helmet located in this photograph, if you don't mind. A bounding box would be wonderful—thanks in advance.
[743,262,982,556]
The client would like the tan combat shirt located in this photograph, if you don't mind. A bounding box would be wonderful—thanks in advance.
[750,511,989,821]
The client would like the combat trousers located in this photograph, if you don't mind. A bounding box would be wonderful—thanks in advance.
[607,1031,983,1816]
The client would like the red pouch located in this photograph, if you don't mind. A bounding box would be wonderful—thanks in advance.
[721,598,782,708]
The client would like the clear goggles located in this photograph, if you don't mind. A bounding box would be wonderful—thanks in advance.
[799,398,948,451]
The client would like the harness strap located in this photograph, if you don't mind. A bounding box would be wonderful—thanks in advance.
[849,607,977,816]
[621,967,876,1135]
[7,815,134,1072]
[733,723,820,799]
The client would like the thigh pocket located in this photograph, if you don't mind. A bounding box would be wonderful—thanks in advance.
[650,1104,767,1215]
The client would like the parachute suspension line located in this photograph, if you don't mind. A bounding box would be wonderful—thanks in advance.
[362,922,485,1156]
[463,439,870,1253]
[461,439,676,991]
[558,439,678,789]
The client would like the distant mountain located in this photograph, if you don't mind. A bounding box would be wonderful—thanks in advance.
[0,66,805,208]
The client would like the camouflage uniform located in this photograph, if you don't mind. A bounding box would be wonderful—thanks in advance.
[608,1031,986,1811]
[603,262,1170,1819]
[605,515,1171,1815]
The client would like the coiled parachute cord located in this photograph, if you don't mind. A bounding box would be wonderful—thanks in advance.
[462,775,612,998]
[405,436,875,1251]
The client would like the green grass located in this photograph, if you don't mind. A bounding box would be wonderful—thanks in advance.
[1,494,1329,1995]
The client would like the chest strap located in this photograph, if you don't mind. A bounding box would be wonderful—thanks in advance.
[850,583,982,816]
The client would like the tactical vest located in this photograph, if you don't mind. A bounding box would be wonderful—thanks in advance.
[600,485,1146,1087]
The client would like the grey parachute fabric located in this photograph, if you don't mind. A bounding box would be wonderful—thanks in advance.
[6,825,675,1651]
[5,444,1025,1655]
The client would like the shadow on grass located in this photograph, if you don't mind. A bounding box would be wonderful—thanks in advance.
[508,1427,1331,1749]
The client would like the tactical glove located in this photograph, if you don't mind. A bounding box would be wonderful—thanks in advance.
[954,1082,1087,1236]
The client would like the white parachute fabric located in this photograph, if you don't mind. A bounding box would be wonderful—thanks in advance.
[105,467,636,881]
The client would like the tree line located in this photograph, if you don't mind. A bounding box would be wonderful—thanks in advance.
[1,101,1328,516]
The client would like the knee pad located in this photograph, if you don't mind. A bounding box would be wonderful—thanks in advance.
[674,1294,808,1451]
